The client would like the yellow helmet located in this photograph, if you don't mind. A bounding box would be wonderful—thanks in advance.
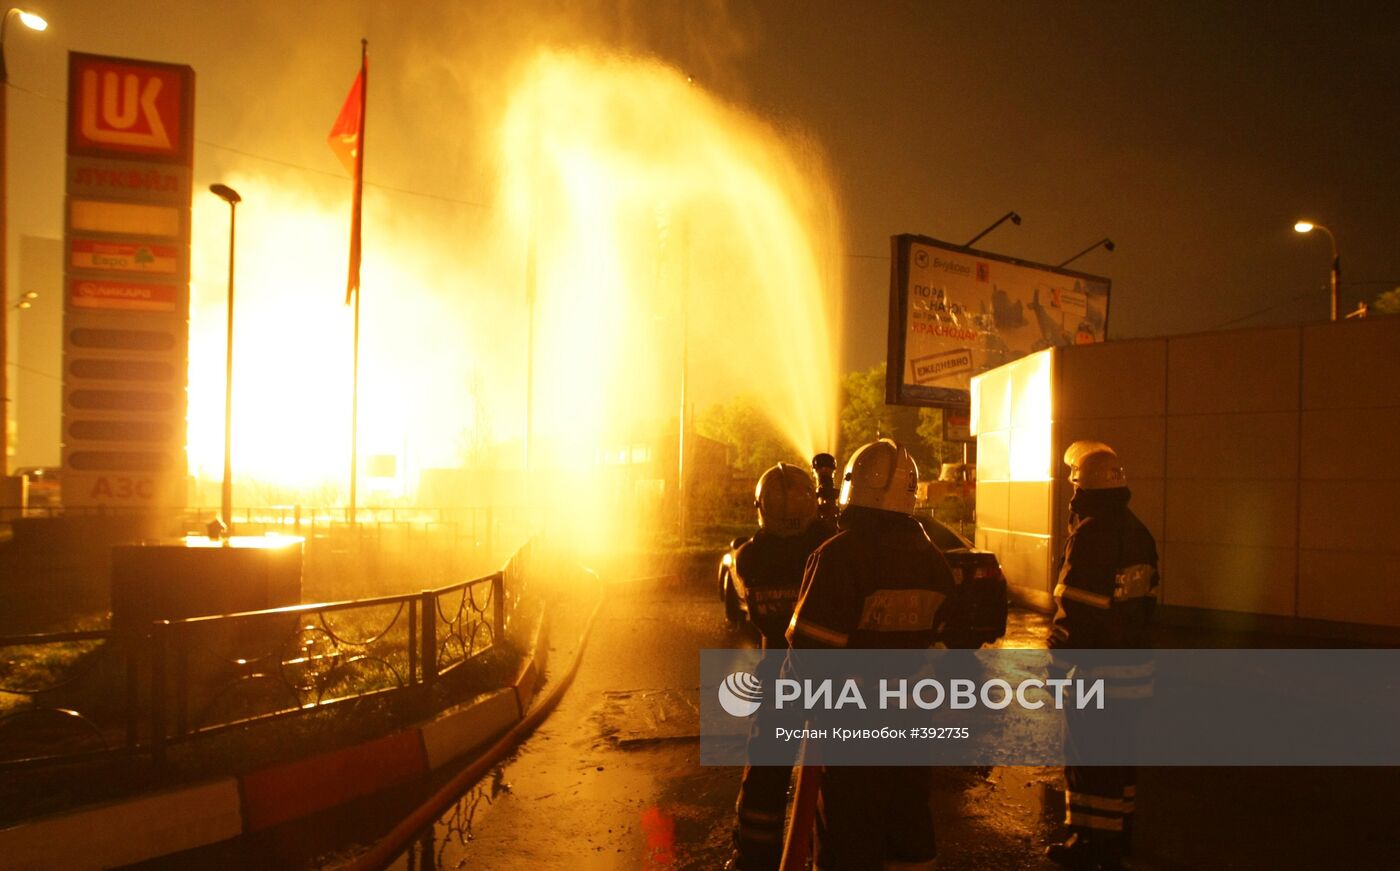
[838,439,919,515]
[755,463,817,535]
[1063,440,1127,490]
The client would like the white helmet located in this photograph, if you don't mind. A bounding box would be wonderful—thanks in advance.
[755,463,817,536]
[1063,440,1127,490]
[838,439,919,515]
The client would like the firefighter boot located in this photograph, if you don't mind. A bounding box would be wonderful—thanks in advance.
[1045,831,1124,871]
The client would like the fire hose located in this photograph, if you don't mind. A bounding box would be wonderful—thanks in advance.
[778,756,823,871]
[348,590,605,871]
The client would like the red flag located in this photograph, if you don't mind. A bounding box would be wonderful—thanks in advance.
[328,70,363,176]
[329,44,366,304]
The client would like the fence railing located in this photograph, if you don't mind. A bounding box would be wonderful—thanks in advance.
[0,546,532,770]
[0,627,139,768]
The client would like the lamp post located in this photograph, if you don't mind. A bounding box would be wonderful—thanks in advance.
[1058,237,1115,269]
[0,7,48,476]
[210,184,241,535]
[964,210,1021,248]
[1293,220,1340,322]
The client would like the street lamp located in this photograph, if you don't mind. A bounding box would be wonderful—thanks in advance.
[1293,220,1340,322]
[1058,238,1115,269]
[210,183,241,535]
[965,210,1022,248]
[1,7,48,477]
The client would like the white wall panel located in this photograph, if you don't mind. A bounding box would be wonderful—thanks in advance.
[1008,481,1053,537]
[1165,479,1298,549]
[1167,413,1298,481]
[1298,550,1400,627]
[1303,318,1400,410]
[1057,339,1166,420]
[1301,407,1400,481]
[1167,328,1299,415]
[1300,480,1400,555]
[1161,541,1296,616]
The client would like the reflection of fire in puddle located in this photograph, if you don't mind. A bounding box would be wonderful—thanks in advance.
[931,764,1064,854]
[640,806,677,869]
[981,765,1063,825]
[403,768,509,869]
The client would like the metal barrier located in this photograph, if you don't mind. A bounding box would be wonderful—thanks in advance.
[0,627,140,768]
[0,557,523,770]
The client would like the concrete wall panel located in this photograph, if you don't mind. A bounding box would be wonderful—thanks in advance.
[973,365,1013,435]
[1056,339,1166,420]
[1301,407,1400,481]
[1008,481,1052,537]
[977,429,1011,483]
[975,481,1010,531]
[1300,480,1400,555]
[1168,327,1299,415]
[1002,533,1054,596]
[1167,413,1298,481]
[1161,541,1295,616]
[1298,550,1400,627]
[1165,479,1298,549]
[1303,318,1400,409]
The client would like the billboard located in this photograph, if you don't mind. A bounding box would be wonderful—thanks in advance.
[885,234,1110,409]
[62,53,193,509]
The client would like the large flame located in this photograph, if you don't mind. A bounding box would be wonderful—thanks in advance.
[499,50,844,469]
[186,48,844,522]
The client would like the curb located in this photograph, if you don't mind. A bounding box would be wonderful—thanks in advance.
[0,603,553,870]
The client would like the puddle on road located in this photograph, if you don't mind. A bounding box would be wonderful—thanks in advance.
[594,688,701,745]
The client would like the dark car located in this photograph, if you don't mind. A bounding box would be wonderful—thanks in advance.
[718,516,1009,648]
[914,512,1009,649]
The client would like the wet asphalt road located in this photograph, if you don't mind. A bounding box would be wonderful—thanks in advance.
[384,572,1400,871]
[388,576,1069,871]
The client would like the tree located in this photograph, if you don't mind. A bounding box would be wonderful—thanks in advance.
[697,394,804,482]
[701,364,967,487]
[1373,287,1400,316]
[839,362,960,480]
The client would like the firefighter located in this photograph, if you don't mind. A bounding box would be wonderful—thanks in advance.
[727,462,833,871]
[1045,441,1158,870]
[785,439,956,871]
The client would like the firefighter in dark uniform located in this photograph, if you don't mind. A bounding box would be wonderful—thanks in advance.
[786,439,956,871]
[727,463,833,871]
[1045,441,1158,870]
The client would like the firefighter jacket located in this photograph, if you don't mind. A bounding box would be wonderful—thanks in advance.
[1050,487,1159,651]
[786,507,956,650]
[734,521,832,643]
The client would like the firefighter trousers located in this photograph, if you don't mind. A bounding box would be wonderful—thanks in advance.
[731,648,797,870]
[1062,683,1146,848]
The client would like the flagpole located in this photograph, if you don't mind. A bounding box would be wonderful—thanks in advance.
[348,38,367,526]
[351,272,360,523]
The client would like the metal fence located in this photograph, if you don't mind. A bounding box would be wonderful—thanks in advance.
[0,539,536,770]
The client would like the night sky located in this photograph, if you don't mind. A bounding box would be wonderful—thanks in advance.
[8,1,1399,374]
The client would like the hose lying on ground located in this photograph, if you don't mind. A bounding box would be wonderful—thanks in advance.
[349,589,606,871]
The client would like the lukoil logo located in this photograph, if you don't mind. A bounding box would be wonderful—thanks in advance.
[718,671,764,717]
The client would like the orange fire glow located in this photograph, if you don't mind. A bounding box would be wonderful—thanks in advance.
[186,49,844,515]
